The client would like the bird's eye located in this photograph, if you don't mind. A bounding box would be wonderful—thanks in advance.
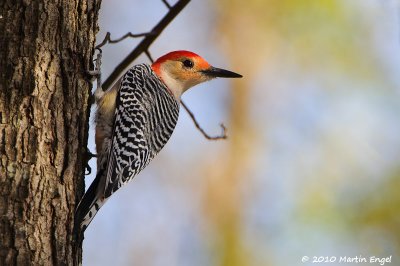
[182,59,194,68]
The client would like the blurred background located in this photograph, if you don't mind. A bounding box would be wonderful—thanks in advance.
[83,0,400,265]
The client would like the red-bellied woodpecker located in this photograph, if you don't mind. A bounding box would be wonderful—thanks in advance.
[75,50,242,234]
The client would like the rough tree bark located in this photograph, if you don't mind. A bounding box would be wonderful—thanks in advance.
[0,0,101,265]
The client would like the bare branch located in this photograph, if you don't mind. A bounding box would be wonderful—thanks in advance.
[101,0,191,91]
[181,100,228,140]
[145,50,154,63]
[161,0,172,9]
[96,31,153,49]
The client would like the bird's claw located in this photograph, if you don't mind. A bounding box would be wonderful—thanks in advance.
[84,150,97,175]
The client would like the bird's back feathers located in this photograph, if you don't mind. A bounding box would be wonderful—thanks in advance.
[75,64,179,234]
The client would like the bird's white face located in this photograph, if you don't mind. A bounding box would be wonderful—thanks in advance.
[152,50,243,100]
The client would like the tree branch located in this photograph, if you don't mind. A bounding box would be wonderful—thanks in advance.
[161,0,172,9]
[101,0,191,91]
[145,50,154,63]
[181,100,228,140]
[96,32,153,50]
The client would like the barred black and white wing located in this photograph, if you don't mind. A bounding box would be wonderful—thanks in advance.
[104,64,179,197]
[75,64,179,233]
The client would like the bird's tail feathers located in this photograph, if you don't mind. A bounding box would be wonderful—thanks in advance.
[74,170,107,236]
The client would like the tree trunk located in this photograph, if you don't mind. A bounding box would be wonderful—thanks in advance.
[0,0,101,265]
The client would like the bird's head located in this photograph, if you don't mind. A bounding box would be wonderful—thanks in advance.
[151,50,242,99]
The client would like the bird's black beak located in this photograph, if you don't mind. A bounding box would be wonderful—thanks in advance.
[201,67,242,78]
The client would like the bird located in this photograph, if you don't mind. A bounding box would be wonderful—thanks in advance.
[75,50,242,235]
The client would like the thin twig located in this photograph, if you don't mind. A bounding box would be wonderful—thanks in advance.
[145,50,154,63]
[181,100,228,140]
[101,0,191,91]
[96,31,153,50]
[161,0,171,9]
